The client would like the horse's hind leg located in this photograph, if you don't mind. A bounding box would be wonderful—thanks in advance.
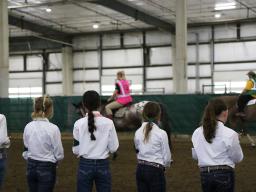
[246,134,256,147]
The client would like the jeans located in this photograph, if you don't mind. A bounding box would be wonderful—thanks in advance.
[136,164,166,192]
[77,158,111,192]
[0,158,6,189]
[27,159,57,192]
[200,169,234,192]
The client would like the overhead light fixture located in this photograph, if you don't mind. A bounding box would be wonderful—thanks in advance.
[215,13,222,18]
[45,8,52,12]
[93,23,99,29]
[215,2,236,10]
[136,2,144,6]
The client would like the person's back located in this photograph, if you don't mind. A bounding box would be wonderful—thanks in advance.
[134,102,171,192]
[23,120,63,162]
[105,71,132,119]
[23,96,64,192]
[192,122,243,168]
[192,98,243,192]
[0,114,10,189]
[73,115,118,159]
[73,90,119,192]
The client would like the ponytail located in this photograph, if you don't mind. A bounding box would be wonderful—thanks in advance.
[88,110,96,140]
[201,98,227,143]
[142,102,161,143]
[202,103,217,143]
[144,122,153,143]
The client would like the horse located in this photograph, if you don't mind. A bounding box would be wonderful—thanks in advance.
[73,99,172,149]
[217,95,256,147]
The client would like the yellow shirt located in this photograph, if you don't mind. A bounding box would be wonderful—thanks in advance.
[245,80,256,98]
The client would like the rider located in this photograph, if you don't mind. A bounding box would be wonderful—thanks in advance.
[236,71,256,117]
[105,71,132,119]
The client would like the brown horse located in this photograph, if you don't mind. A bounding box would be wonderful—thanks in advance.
[217,95,256,146]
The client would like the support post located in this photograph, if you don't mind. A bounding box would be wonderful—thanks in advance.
[62,46,73,96]
[173,0,187,94]
[0,0,9,97]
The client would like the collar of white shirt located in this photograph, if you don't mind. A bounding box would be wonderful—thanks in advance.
[33,118,49,122]
[85,111,102,117]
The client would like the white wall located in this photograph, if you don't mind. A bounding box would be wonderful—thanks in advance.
[9,23,256,96]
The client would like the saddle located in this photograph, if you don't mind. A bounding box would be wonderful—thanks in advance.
[113,103,132,118]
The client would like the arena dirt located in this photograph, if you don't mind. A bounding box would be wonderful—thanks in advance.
[2,134,256,192]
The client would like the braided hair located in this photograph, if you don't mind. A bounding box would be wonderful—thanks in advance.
[82,91,101,141]
[142,102,161,143]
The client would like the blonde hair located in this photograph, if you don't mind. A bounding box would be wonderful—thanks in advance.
[117,71,126,80]
[31,95,53,119]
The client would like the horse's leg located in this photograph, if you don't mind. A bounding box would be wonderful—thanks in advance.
[159,103,172,151]
[246,133,256,147]
[240,119,256,147]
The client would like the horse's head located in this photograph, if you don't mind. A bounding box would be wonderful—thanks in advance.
[72,101,86,117]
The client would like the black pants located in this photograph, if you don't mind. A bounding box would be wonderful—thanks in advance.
[237,94,254,112]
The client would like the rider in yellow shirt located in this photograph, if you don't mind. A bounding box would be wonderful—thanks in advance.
[236,71,256,116]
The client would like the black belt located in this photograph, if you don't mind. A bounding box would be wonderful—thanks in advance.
[138,160,164,170]
[80,157,108,163]
[200,165,233,173]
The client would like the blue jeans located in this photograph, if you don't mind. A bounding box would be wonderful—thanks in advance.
[26,159,57,192]
[77,158,111,192]
[136,164,166,192]
[0,158,6,189]
[200,169,235,192]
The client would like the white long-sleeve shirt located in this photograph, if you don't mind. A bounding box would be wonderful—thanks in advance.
[72,111,119,159]
[192,121,243,168]
[134,122,171,167]
[0,114,10,148]
[22,118,64,163]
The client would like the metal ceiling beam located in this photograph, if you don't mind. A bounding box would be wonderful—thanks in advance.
[188,17,256,28]
[90,0,175,33]
[8,0,88,9]
[9,14,72,44]
[10,36,64,52]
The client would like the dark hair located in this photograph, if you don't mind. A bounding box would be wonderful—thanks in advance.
[142,102,161,143]
[82,90,101,140]
[201,98,227,143]
[31,95,53,119]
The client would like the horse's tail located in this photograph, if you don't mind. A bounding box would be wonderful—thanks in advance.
[159,103,172,151]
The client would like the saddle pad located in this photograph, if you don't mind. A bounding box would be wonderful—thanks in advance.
[247,99,256,106]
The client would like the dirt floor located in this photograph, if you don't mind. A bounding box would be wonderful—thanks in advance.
[2,133,256,192]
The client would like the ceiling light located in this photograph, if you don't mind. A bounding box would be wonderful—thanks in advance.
[136,2,144,6]
[215,2,236,10]
[46,8,52,12]
[93,24,99,29]
[215,13,221,18]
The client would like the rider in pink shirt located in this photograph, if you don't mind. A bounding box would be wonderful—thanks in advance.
[105,71,132,119]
